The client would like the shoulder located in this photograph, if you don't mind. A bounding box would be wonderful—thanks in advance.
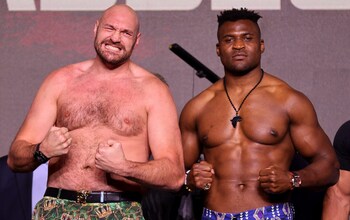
[128,63,175,107]
[260,72,318,126]
[43,60,92,86]
[263,72,312,106]
[181,80,222,118]
[34,60,93,100]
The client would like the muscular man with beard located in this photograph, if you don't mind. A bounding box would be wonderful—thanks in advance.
[7,4,184,220]
[180,8,339,219]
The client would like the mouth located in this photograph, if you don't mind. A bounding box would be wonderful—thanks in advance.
[232,53,247,60]
[103,42,123,52]
[105,44,122,52]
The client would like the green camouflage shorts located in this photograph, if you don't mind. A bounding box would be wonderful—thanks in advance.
[32,196,145,220]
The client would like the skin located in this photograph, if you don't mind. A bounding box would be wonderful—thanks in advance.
[322,170,350,219]
[180,19,339,213]
[7,4,184,193]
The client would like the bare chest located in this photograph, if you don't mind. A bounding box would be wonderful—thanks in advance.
[56,77,146,136]
[197,94,290,147]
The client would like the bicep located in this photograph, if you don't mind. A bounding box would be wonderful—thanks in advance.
[15,76,59,144]
[288,93,333,158]
[179,102,201,169]
[146,88,182,163]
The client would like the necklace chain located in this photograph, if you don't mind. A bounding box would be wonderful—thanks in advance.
[223,69,264,127]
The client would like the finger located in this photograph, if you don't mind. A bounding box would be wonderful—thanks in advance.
[107,139,118,145]
[65,138,72,147]
[63,130,71,139]
[195,163,213,172]
[258,176,271,184]
[259,167,274,176]
[198,160,213,169]
[192,169,212,179]
[57,134,69,145]
[50,126,60,131]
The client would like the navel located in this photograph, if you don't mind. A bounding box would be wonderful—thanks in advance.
[238,183,246,191]
[82,165,92,170]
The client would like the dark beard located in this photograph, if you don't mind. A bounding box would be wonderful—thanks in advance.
[94,44,129,69]
[93,34,136,69]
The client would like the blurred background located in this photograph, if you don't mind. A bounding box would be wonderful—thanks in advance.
[1,0,350,156]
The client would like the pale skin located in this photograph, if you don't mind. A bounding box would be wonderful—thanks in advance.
[180,19,339,213]
[322,170,350,219]
[7,4,184,192]
[322,121,350,220]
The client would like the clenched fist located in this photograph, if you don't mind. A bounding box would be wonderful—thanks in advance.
[258,165,292,194]
[40,126,72,158]
[95,139,128,175]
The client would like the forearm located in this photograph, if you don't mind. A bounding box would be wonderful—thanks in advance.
[295,159,339,188]
[114,158,185,191]
[8,139,40,172]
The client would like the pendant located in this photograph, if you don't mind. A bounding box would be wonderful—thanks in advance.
[231,115,242,128]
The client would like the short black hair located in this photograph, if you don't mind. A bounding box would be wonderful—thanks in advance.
[217,8,262,28]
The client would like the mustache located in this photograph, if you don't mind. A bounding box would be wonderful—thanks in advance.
[102,40,125,50]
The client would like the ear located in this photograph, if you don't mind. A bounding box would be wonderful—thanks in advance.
[93,20,99,36]
[135,32,141,46]
[260,39,265,54]
[216,43,220,57]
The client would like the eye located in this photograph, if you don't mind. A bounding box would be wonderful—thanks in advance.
[244,35,253,41]
[103,25,114,31]
[223,37,234,44]
[121,30,133,37]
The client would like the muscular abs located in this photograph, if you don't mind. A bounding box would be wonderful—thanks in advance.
[48,75,148,191]
[197,91,295,212]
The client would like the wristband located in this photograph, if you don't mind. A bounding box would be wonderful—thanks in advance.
[33,143,49,164]
[290,171,301,190]
[184,170,192,192]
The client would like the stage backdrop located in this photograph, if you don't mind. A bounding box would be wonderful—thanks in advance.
[1,0,350,157]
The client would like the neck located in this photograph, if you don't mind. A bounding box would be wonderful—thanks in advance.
[223,69,264,128]
[90,57,133,77]
[224,68,263,88]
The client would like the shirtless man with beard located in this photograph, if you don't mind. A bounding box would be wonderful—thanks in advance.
[7,4,184,219]
[180,8,339,219]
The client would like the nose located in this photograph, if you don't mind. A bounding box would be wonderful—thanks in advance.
[233,39,244,50]
[110,30,121,42]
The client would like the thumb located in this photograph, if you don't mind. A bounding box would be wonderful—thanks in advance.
[50,126,60,131]
[107,139,119,146]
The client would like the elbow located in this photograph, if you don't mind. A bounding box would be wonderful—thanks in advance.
[6,158,26,173]
[173,172,186,191]
[166,170,185,191]
[6,155,17,171]
[6,154,31,173]
[326,159,340,187]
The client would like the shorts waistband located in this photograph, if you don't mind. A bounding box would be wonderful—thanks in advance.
[44,187,142,204]
[202,203,294,220]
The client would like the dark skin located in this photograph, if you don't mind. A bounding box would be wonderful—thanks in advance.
[180,19,339,213]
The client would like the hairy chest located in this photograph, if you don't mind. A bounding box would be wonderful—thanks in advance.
[56,77,146,136]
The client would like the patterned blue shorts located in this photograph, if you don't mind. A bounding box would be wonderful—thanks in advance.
[202,202,294,220]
